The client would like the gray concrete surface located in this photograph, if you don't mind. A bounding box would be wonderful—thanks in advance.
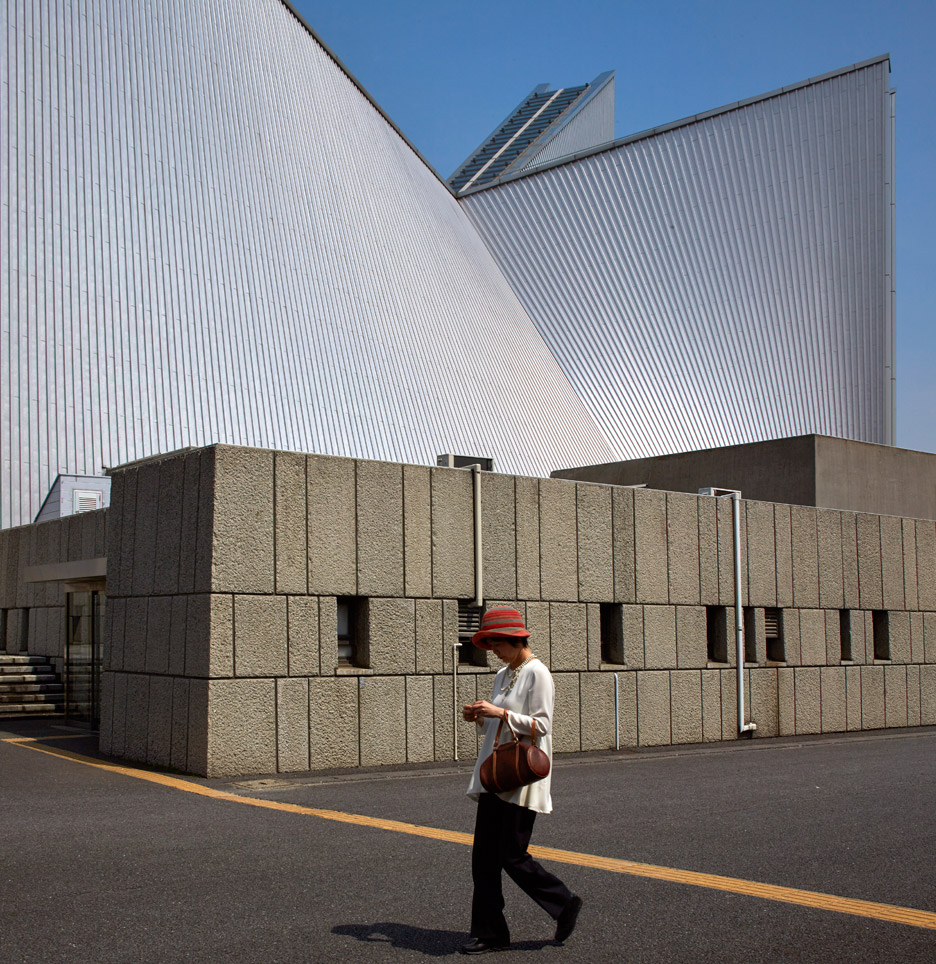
[1,719,934,963]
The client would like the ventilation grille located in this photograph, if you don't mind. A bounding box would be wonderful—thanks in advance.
[458,603,482,638]
[764,609,781,639]
[74,490,103,513]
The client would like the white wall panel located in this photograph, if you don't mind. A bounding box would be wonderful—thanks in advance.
[461,58,895,462]
[0,0,617,528]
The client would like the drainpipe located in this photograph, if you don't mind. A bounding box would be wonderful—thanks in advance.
[728,491,757,736]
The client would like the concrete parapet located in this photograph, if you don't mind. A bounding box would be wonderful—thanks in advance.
[917,521,936,610]
[841,513,860,609]
[635,489,668,605]
[637,670,671,746]
[856,514,883,610]
[774,504,794,608]
[357,460,404,597]
[153,457,185,595]
[879,515,905,611]
[274,452,308,594]
[481,473,518,601]
[670,670,702,744]
[430,467,474,599]
[307,455,357,596]
[309,677,359,768]
[131,462,160,598]
[902,520,918,610]
[745,501,777,607]
[666,493,700,605]
[817,510,844,609]
[612,487,636,604]
[539,479,578,602]
[179,452,205,595]
[698,495,718,606]
[234,594,287,677]
[515,476,541,601]
[577,483,613,602]
[791,506,819,609]
[819,666,846,733]
[403,465,432,598]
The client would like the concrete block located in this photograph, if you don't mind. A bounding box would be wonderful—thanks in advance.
[637,670,671,746]
[211,447,275,594]
[110,674,128,758]
[186,680,209,775]
[698,495,718,606]
[124,674,151,763]
[307,455,357,596]
[205,678,276,776]
[745,501,777,607]
[778,668,795,736]
[357,460,405,597]
[549,603,587,671]
[552,672,581,753]
[318,596,338,674]
[365,597,416,674]
[185,594,234,678]
[644,605,677,670]
[516,476,541,601]
[817,510,844,610]
[577,483,613,602]
[856,514,883,611]
[431,467,475,599]
[845,665,862,731]
[170,678,190,771]
[791,506,819,609]
[880,515,905,611]
[888,610,911,664]
[749,668,778,737]
[178,452,203,594]
[774,504,794,608]
[586,604,602,670]
[824,609,841,665]
[131,463,160,598]
[406,676,435,763]
[287,596,319,676]
[884,665,908,727]
[793,667,820,734]
[99,671,115,755]
[539,479,578,602]
[359,676,407,767]
[64,514,84,564]
[716,497,746,607]
[819,666,846,733]
[907,665,921,727]
[902,520,919,611]
[153,456,185,595]
[666,493,700,605]
[860,665,885,729]
[635,489,668,605]
[916,522,936,610]
[924,612,936,663]
[616,605,642,669]
[276,678,310,772]
[309,677,359,768]
[920,666,936,725]
[191,451,217,594]
[403,465,432,598]
[525,601,551,669]
[168,596,187,676]
[434,673,482,761]
[910,612,924,664]
[720,668,737,740]
[102,474,124,597]
[481,473,518,601]
[612,486,637,604]
[414,598,443,674]
[615,671,638,748]
[146,676,174,767]
[123,598,149,673]
[670,671,702,744]
[841,513,859,609]
[701,669,722,741]
[274,451,308,595]
[234,595,287,677]
[579,672,617,751]
[798,609,827,666]
[144,595,173,675]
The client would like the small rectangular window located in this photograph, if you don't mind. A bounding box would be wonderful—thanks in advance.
[458,602,487,666]
[765,608,784,662]
[337,598,367,668]
[600,603,624,664]
[839,610,852,661]
[706,606,728,663]
[743,607,757,663]
[872,610,890,661]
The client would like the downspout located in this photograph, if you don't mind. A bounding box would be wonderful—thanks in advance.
[730,491,757,736]
[454,463,485,761]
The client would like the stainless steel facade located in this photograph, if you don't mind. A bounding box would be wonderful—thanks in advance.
[0,0,617,529]
[460,57,897,461]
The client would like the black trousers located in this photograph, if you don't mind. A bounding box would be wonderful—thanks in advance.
[470,792,574,944]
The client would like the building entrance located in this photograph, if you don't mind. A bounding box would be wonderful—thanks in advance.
[65,590,104,727]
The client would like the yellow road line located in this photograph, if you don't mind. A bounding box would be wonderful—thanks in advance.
[9,737,936,931]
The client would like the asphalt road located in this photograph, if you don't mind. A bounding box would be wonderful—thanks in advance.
[1,720,934,963]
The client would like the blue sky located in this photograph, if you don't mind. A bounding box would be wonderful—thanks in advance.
[293,0,935,453]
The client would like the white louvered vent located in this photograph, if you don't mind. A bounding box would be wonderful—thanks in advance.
[74,490,103,513]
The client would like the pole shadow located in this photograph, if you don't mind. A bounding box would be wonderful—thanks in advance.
[332,923,555,956]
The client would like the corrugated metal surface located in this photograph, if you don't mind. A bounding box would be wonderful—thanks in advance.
[461,59,895,460]
[0,0,616,528]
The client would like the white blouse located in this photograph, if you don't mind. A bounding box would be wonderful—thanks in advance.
[466,657,554,814]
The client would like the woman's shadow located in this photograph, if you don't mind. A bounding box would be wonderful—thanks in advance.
[333,923,552,957]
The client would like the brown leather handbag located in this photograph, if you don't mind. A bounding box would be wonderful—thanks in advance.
[479,716,551,793]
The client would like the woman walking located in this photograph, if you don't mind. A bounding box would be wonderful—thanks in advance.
[460,607,583,954]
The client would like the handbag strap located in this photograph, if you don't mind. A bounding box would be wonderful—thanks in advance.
[492,714,539,747]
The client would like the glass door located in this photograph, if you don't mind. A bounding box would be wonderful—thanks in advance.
[65,590,105,726]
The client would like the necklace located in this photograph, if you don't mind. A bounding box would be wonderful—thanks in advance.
[503,654,536,695]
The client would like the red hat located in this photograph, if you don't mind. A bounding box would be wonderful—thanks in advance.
[472,607,531,649]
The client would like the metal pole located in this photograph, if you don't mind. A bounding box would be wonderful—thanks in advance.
[731,492,756,735]
[453,642,460,761]
[614,673,620,750]
[470,463,484,609]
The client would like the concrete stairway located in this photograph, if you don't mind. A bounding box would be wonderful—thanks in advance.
[0,655,65,717]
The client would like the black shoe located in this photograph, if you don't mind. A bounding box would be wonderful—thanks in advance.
[459,937,509,954]
[555,895,583,943]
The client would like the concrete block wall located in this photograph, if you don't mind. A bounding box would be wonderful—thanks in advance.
[10,443,932,776]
